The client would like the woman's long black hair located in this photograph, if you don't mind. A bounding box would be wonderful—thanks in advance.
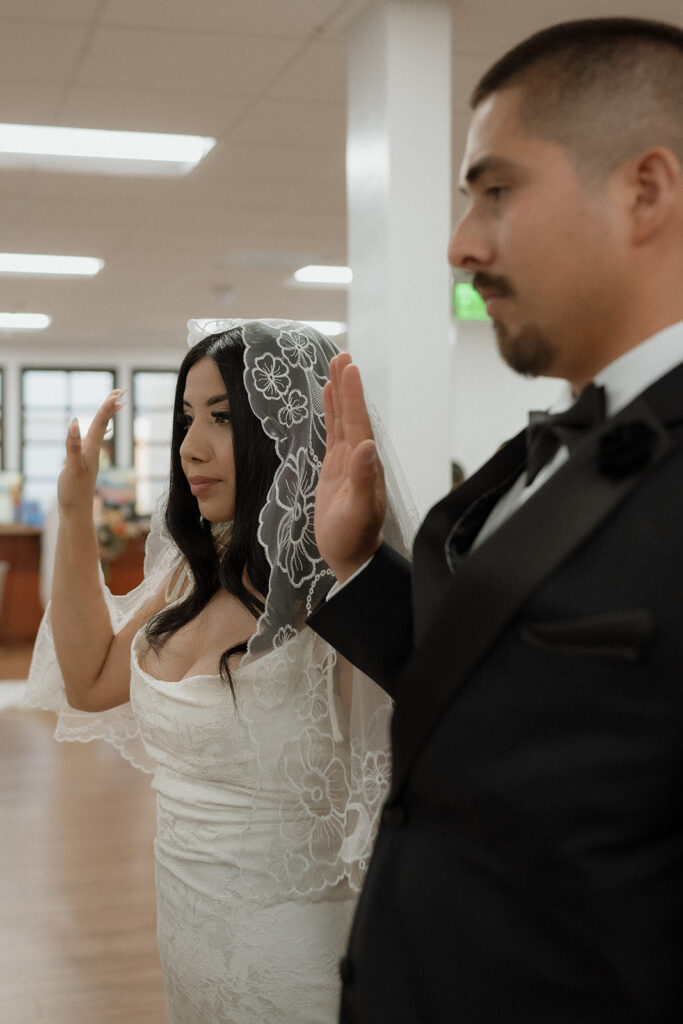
[145,328,279,699]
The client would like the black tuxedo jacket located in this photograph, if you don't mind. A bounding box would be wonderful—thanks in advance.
[309,362,683,1023]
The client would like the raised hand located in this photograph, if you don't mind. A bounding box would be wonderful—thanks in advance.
[315,354,387,582]
[57,390,124,516]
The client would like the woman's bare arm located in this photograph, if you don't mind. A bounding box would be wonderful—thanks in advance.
[50,392,165,711]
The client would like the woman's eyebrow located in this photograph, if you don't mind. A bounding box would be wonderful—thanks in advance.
[182,393,229,408]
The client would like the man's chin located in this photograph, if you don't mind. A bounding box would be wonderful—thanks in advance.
[494,321,556,378]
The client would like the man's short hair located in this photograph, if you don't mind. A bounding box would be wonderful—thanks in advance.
[471,18,683,178]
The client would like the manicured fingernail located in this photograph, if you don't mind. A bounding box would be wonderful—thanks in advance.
[68,417,80,439]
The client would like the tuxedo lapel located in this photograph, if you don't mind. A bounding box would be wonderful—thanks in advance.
[388,376,681,801]
[411,430,527,635]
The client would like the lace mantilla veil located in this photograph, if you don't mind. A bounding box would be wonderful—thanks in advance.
[27,318,418,898]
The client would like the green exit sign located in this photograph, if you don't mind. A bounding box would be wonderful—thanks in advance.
[452,282,490,322]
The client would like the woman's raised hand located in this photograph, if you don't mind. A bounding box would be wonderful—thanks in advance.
[57,390,125,516]
[314,354,386,582]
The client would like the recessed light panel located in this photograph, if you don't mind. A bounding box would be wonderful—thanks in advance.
[0,254,104,276]
[0,124,215,176]
[0,313,51,330]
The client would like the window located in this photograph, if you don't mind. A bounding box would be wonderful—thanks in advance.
[132,370,176,515]
[21,368,116,514]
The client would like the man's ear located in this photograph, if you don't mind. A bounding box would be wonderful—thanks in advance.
[627,147,681,245]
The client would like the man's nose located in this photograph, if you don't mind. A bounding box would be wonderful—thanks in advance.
[448,209,491,271]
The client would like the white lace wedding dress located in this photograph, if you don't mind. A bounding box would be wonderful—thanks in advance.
[129,624,360,1023]
[27,596,390,1024]
[25,319,414,1023]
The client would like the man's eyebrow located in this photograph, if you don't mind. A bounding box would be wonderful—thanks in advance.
[460,155,517,193]
[182,393,229,408]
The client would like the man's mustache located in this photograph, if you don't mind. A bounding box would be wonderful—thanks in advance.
[471,272,514,298]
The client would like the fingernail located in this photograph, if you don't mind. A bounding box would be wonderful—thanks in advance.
[68,417,80,439]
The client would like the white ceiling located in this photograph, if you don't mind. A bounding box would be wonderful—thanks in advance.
[2,0,682,358]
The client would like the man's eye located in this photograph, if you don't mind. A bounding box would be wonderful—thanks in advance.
[486,186,507,200]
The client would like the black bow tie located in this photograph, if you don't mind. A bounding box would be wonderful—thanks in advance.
[526,383,607,485]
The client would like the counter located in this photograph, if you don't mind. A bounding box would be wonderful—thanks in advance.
[0,525,147,645]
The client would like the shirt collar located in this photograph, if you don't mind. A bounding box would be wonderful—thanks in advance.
[552,320,683,415]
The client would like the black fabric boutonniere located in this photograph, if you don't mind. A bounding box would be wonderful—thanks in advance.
[598,421,658,480]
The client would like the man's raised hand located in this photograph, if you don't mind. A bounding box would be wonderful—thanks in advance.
[314,354,386,582]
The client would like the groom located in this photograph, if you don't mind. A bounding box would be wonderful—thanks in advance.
[310,17,683,1024]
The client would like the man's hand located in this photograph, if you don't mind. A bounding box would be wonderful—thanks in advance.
[314,354,386,582]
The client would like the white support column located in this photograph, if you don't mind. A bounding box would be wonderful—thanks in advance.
[4,362,21,471]
[346,0,452,517]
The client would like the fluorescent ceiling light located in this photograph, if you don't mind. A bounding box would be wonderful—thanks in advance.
[0,124,215,177]
[0,253,104,276]
[302,321,347,337]
[293,265,353,286]
[0,313,51,330]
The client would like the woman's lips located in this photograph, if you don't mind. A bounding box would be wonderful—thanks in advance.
[188,477,220,496]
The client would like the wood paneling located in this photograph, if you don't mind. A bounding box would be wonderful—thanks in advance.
[0,530,146,645]
[0,528,43,645]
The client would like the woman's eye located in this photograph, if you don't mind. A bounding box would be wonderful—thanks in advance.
[486,186,507,200]
[212,411,232,425]
[176,413,192,431]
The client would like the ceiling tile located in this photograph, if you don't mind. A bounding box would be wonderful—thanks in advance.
[176,146,346,215]
[116,218,280,259]
[2,0,681,358]
[272,40,347,102]
[0,21,91,85]
[102,0,342,38]
[260,209,348,253]
[1,0,101,21]
[75,26,301,93]
[2,199,149,254]
[232,99,345,150]
[58,86,252,134]
[178,141,345,186]
[0,166,189,206]
[0,84,65,123]
[320,0,377,39]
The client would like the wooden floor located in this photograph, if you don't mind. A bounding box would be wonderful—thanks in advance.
[0,645,166,1023]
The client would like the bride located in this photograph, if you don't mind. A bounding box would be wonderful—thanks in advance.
[27,319,414,1023]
